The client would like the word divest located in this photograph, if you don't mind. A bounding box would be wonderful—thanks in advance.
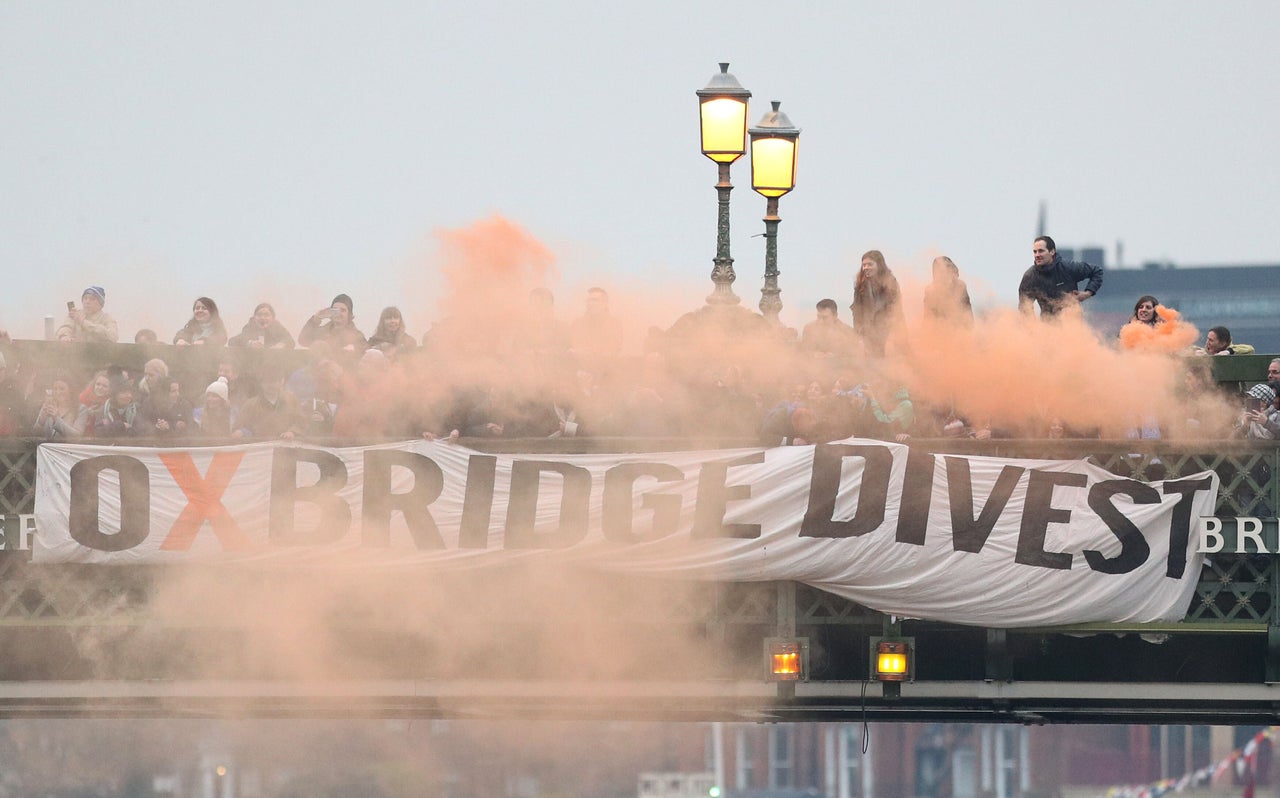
[35,439,1219,628]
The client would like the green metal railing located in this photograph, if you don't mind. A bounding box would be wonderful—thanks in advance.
[1,437,1277,630]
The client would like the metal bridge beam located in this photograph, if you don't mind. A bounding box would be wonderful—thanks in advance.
[4,679,1280,725]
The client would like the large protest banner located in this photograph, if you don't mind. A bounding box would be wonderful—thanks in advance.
[34,439,1218,627]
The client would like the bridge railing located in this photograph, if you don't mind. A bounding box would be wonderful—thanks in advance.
[2,436,1277,627]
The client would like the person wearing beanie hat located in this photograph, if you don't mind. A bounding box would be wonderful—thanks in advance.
[194,377,235,437]
[55,286,119,343]
[205,376,230,403]
[299,292,367,353]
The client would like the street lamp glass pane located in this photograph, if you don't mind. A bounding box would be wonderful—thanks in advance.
[750,137,796,197]
[700,98,747,162]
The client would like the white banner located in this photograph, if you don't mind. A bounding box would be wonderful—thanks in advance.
[33,439,1218,627]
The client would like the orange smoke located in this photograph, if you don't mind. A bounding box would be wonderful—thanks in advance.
[906,304,1217,437]
[1117,305,1199,354]
[435,214,558,328]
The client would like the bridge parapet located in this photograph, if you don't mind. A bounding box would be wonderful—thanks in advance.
[1,436,1278,723]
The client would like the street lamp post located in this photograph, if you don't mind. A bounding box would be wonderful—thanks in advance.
[749,101,800,324]
[697,63,751,306]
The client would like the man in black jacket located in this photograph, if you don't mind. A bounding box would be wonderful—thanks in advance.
[1018,236,1104,318]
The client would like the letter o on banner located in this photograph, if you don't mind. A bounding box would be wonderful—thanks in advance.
[69,456,151,552]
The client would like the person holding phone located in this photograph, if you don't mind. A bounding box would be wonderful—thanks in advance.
[298,293,367,353]
[30,372,81,438]
[1235,384,1278,440]
[54,286,118,343]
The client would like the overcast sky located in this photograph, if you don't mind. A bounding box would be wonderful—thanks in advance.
[2,1,1276,339]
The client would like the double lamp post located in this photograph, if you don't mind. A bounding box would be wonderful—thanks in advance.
[696,63,800,325]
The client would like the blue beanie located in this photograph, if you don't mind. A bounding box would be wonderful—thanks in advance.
[83,286,106,304]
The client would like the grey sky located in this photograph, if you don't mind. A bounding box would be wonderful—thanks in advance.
[2,1,1276,339]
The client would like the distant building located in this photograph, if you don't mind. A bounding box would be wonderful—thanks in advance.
[638,771,718,798]
[693,722,1224,797]
[1085,260,1280,354]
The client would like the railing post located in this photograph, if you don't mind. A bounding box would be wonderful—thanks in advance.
[1270,528,1280,682]
[775,581,798,699]
[985,628,1012,682]
[776,580,797,638]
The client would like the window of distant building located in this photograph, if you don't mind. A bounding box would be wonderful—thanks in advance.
[841,725,863,797]
[735,727,756,789]
[769,725,794,788]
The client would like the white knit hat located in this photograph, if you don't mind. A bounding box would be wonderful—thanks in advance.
[205,376,229,402]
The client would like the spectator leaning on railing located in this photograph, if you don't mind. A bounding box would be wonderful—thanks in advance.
[5,262,1280,447]
[1196,325,1255,356]
[234,365,303,440]
[229,302,296,349]
[193,377,235,437]
[367,306,417,359]
[173,296,229,347]
[136,376,191,437]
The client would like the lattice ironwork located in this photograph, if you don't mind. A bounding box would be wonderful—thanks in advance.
[0,445,36,516]
[0,558,151,625]
[796,584,881,626]
[1189,555,1273,623]
[1087,447,1278,517]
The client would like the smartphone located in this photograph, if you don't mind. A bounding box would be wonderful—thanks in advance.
[66,301,76,312]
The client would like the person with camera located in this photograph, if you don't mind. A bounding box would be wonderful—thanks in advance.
[30,372,81,439]
[54,286,119,343]
[298,293,367,353]
[1235,384,1278,440]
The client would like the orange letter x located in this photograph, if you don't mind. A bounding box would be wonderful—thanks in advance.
[159,452,251,551]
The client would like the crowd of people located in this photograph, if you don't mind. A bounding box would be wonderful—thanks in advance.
[0,237,1276,447]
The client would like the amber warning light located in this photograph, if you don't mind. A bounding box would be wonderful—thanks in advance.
[764,638,808,682]
[874,639,911,682]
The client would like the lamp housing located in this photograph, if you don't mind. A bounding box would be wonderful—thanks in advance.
[697,63,751,164]
[749,101,800,198]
